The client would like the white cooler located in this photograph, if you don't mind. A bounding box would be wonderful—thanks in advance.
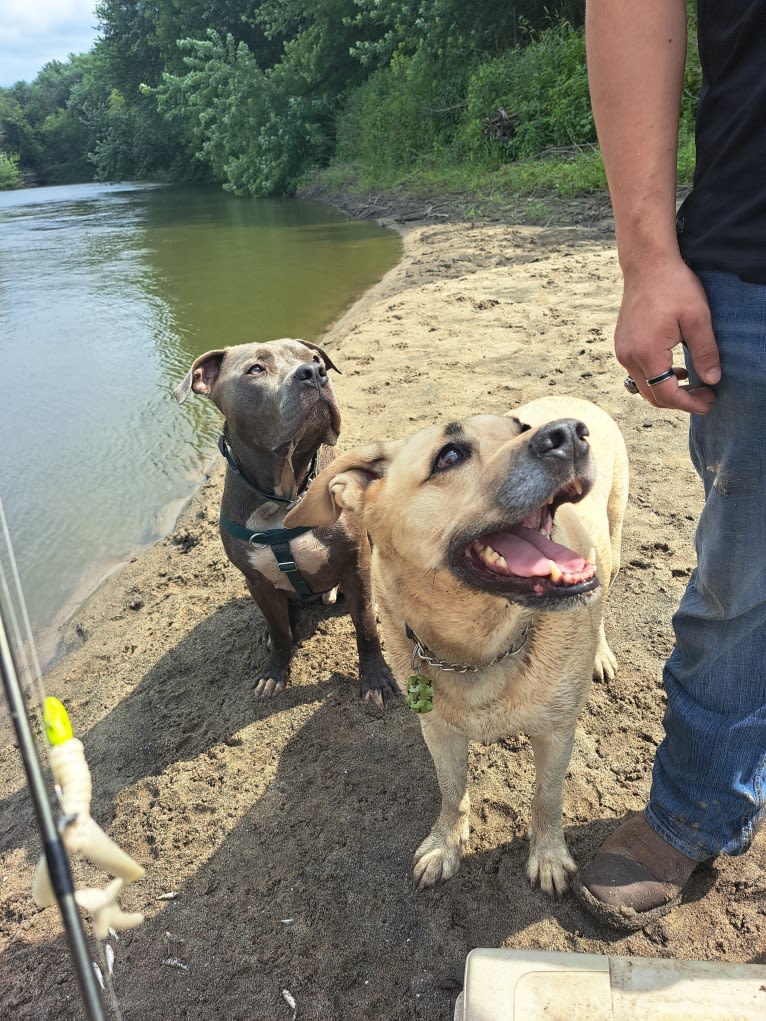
[454,949,766,1021]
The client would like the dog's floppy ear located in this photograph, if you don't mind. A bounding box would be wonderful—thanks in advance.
[285,442,397,527]
[173,349,227,404]
[303,341,341,374]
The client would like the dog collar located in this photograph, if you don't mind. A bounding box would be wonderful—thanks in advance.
[404,624,531,714]
[405,623,531,676]
[218,433,319,507]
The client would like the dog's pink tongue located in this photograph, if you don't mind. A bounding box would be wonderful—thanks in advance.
[485,525,590,578]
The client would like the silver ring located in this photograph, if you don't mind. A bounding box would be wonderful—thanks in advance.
[645,368,675,387]
[623,376,640,395]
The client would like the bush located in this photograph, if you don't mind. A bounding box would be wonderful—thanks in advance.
[0,150,22,189]
[334,21,597,187]
[330,13,702,197]
[335,48,473,182]
[458,22,594,165]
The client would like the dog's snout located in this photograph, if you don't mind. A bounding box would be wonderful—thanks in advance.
[293,360,328,389]
[531,419,590,460]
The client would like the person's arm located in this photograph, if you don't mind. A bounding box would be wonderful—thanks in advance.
[585,0,720,413]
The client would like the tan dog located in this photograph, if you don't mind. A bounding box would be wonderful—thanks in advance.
[285,396,629,896]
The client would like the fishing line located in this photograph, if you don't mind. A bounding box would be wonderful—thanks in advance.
[0,496,44,704]
[0,496,124,1021]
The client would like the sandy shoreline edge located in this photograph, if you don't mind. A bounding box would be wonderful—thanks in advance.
[51,210,625,678]
[27,213,408,678]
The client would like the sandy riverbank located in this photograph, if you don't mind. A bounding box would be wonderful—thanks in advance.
[1,200,763,1020]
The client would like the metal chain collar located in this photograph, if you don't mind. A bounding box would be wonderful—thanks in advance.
[407,624,531,675]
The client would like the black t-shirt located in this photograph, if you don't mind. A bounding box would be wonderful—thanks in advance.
[677,0,766,284]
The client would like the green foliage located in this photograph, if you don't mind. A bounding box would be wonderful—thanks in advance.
[348,0,584,66]
[1,0,699,198]
[88,88,192,182]
[151,31,331,195]
[149,0,386,196]
[335,49,471,181]
[458,22,594,163]
[334,20,596,191]
[0,149,22,189]
[677,1,700,184]
[0,90,44,176]
[494,145,606,196]
[97,0,592,195]
[315,141,606,219]
[0,56,96,183]
[331,10,699,198]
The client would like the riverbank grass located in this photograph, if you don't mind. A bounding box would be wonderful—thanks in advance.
[309,131,695,221]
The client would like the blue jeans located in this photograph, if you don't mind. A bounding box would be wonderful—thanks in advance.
[646,270,766,860]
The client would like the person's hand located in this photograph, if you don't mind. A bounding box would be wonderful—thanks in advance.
[616,255,721,414]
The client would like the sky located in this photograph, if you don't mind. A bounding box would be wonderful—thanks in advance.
[0,1,100,88]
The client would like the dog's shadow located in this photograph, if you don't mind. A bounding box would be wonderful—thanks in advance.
[0,593,364,859]
[88,704,738,1018]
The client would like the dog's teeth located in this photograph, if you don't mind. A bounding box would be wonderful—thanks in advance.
[476,543,507,570]
[573,479,583,496]
[588,547,596,565]
[548,560,563,583]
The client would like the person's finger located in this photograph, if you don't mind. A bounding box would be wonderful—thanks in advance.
[623,367,717,414]
[638,376,716,413]
[679,306,721,385]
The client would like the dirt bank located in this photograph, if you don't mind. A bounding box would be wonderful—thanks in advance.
[1,198,763,1021]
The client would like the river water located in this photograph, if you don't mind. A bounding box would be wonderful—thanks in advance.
[0,183,400,667]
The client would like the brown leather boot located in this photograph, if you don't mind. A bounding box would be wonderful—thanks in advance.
[572,812,704,931]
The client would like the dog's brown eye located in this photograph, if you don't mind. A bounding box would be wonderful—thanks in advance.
[434,444,466,472]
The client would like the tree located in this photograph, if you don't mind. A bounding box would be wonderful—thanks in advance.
[0,57,94,183]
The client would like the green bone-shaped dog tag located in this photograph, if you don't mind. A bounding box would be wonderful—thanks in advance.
[406,673,433,714]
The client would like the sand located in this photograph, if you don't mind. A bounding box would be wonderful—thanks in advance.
[1,196,764,1021]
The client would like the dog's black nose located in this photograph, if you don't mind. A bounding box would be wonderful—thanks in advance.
[294,361,328,388]
[531,419,590,460]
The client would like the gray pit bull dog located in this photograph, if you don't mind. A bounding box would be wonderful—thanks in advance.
[174,339,397,707]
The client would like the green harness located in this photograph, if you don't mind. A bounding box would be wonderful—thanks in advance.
[218,434,331,602]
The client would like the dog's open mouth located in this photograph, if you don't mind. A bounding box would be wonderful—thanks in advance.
[456,478,599,602]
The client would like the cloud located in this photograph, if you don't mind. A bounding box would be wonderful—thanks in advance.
[0,1,99,86]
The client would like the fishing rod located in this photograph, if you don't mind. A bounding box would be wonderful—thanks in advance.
[0,595,107,1021]
[1,496,146,1020]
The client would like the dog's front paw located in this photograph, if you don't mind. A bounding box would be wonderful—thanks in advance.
[526,836,577,898]
[593,626,618,682]
[413,819,469,889]
[253,665,289,698]
[254,677,286,698]
[360,661,399,710]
